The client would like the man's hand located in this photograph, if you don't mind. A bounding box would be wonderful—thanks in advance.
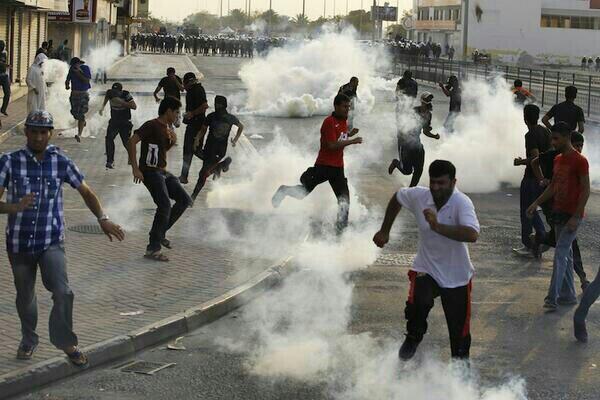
[514,157,524,166]
[231,137,238,147]
[167,128,177,144]
[154,95,161,103]
[423,208,439,231]
[352,137,363,145]
[526,202,538,218]
[432,133,441,140]
[132,167,144,184]
[350,128,359,136]
[566,216,580,232]
[33,88,39,95]
[99,109,103,116]
[16,193,35,212]
[539,178,550,188]
[438,82,444,88]
[99,220,125,242]
[184,111,194,121]
[373,230,390,248]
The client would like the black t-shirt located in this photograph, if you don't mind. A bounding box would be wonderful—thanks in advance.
[106,89,134,122]
[0,52,7,75]
[447,85,462,112]
[539,149,559,181]
[547,101,585,131]
[184,82,207,127]
[397,77,418,98]
[159,75,183,100]
[339,83,357,99]
[524,125,551,178]
[204,110,240,141]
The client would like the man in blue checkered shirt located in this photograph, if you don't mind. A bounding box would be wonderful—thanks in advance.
[0,111,125,366]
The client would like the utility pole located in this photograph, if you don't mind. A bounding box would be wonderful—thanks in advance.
[334,0,336,16]
[346,0,349,15]
[372,0,376,41]
[359,0,364,38]
[324,0,326,18]
[227,0,230,15]
[462,0,469,61]
[220,0,223,18]
[269,0,272,35]
[302,0,306,19]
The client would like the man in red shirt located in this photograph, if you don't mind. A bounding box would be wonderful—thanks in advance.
[271,94,362,233]
[528,122,590,311]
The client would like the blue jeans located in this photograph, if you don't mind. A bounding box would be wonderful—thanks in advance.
[8,243,78,350]
[520,177,546,248]
[574,268,600,323]
[545,221,579,305]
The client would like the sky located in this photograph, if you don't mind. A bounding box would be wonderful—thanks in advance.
[149,0,413,23]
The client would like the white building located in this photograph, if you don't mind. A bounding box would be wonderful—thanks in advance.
[411,0,600,64]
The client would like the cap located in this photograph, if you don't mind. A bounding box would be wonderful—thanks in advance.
[420,92,434,104]
[70,57,85,66]
[183,72,196,83]
[25,110,54,129]
[111,82,123,91]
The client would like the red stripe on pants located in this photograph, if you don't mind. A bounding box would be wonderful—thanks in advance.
[407,270,417,304]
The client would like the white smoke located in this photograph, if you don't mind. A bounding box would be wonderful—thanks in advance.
[84,40,123,75]
[239,31,390,117]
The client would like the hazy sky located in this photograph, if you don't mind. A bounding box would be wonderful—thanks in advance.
[150,0,412,23]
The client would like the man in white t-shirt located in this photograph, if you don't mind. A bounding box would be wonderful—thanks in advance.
[373,160,480,360]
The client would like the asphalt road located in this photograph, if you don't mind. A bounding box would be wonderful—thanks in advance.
[14,54,600,400]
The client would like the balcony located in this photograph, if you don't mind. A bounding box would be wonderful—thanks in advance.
[418,0,462,7]
[414,20,458,30]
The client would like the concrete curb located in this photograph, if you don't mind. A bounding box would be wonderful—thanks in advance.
[0,254,301,400]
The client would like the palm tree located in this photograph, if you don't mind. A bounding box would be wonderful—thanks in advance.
[292,13,310,26]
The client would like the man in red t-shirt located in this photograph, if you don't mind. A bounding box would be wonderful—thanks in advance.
[271,94,362,233]
[528,122,590,311]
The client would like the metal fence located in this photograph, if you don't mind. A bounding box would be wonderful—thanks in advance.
[392,55,600,119]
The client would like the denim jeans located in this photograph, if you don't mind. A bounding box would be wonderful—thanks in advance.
[546,221,580,305]
[0,73,10,113]
[142,170,192,252]
[8,243,78,350]
[180,124,200,180]
[520,177,546,248]
[106,121,132,164]
[574,268,600,323]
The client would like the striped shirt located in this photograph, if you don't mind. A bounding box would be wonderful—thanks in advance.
[0,145,84,254]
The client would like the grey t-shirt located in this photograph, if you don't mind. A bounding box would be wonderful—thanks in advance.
[205,111,240,141]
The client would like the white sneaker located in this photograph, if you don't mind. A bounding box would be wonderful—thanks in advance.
[512,246,533,258]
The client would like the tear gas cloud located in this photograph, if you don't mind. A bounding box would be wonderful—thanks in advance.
[238,29,390,117]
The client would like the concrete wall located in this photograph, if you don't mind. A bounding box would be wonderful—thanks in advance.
[467,0,600,64]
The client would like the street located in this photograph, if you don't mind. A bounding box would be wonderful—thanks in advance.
[9,51,600,400]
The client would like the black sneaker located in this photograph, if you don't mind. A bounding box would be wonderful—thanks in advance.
[398,335,420,361]
[105,162,114,169]
[581,280,591,292]
[574,319,588,343]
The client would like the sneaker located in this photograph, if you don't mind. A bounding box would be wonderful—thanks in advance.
[105,162,114,169]
[75,135,81,143]
[388,159,399,175]
[398,335,420,361]
[574,319,588,343]
[512,246,533,258]
[179,176,188,185]
[220,156,232,173]
[543,300,557,312]
[16,344,37,360]
[1,110,8,116]
[271,186,286,208]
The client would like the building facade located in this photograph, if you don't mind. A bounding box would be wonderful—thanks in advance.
[47,0,118,60]
[0,0,69,97]
[411,0,600,64]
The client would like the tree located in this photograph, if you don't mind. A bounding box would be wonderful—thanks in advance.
[221,9,249,30]
[183,11,220,32]
[259,9,281,31]
[344,10,373,36]
[386,24,407,39]
[292,13,310,27]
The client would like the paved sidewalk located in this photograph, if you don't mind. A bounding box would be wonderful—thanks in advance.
[0,54,300,378]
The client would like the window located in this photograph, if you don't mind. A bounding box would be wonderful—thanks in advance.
[541,14,600,30]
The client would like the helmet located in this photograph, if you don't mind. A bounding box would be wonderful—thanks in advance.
[25,110,54,129]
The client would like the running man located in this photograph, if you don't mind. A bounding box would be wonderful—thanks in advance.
[438,75,461,131]
[512,79,536,105]
[542,86,585,134]
[190,95,243,203]
[0,110,125,365]
[65,57,92,142]
[153,67,184,103]
[338,77,359,130]
[527,123,590,312]
[179,72,208,184]
[396,70,418,99]
[128,97,192,262]
[374,160,480,360]
[271,94,362,233]
[388,92,440,187]
[100,82,137,169]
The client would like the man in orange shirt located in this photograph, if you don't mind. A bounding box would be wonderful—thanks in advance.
[271,94,362,233]
[512,80,536,105]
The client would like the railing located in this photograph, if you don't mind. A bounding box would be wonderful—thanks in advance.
[392,55,600,118]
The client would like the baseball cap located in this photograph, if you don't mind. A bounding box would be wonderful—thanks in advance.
[183,72,196,83]
[70,57,85,66]
[215,95,228,108]
[420,92,434,104]
[25,110,54,129]
[111,82,123,91]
